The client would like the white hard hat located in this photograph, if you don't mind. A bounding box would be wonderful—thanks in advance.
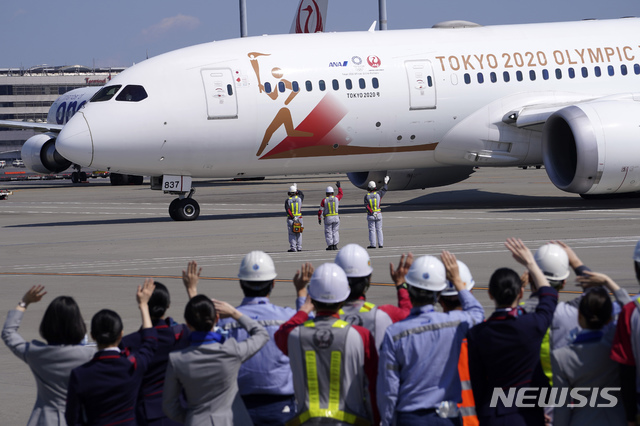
[404,255,447,291]
[634,240,640,262]
[441,260,475,296]
[308,263,350,303]
[367,181,376,190]
[534,243,570,281]
[288,185,297,193]
[326,186,334,193]
[238,251,277,282]
[334,244,373,278]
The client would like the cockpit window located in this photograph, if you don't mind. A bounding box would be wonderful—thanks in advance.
[90,85,122,102]
[116,85,148,102]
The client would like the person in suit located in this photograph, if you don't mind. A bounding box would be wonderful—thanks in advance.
[2,285,95,426]
[121,279,191,426]
[467,238,558,426]
[65,279,158,426]
[552,275,629,426]
[162,294,269,426]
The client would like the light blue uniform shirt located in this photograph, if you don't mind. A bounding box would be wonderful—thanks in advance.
[218,296,304,396]
[377,290,484,425]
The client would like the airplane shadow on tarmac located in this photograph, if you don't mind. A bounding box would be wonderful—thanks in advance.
[5,189,639,228]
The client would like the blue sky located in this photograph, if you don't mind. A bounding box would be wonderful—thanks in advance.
[1,0,637,68]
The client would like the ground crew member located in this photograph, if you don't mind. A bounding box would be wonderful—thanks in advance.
[377,252,484,426]
[438,260,479,426]
[334,243,412,348]
[364,176,389,249]
[285,184,304,252]
[610,240,640,424]
[215,251,309,425]
[275,263,379,425]
[467,238,557,426]
[318,182,343,251]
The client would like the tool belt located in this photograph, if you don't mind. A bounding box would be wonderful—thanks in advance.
[292,219,304,233]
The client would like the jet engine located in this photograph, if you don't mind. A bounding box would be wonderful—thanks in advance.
[542,101,640,196]
[21,133,71,174]
[347,166,475,191]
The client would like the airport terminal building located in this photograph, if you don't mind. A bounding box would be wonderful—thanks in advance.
[0,65,124,159]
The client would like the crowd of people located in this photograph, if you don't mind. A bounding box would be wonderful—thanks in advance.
[3,238,640,425]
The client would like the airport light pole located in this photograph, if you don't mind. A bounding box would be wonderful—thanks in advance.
[239,0,248,37]
[379,0,388,30]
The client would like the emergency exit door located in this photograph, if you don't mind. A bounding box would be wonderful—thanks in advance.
[201,68,238,119]
[404,60,436,110]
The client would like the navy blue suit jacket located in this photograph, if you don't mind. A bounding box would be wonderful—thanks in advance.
[66,328,158,426]
[467,287,558,425]
[120,318,190,425]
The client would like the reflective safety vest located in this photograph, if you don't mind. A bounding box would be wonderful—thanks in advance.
[287,317,371,426]
[288,196,302,218]
[457,338,479,426]
[365,192,381,214]
[324,196,339,217]
[339,301,378,338]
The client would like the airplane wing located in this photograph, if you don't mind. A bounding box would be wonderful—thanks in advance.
[0,120,64,133]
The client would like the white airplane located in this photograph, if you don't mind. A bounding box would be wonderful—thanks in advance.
[43,17,640,220]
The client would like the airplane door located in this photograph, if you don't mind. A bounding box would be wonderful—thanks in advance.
[404,60,436,110]
[201,68,238,119]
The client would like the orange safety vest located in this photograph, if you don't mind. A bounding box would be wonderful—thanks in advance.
[458,338,479,426]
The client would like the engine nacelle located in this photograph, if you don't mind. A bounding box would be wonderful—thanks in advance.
[347,166,474,191]
[542,101,640,195]
[21,133,72,174]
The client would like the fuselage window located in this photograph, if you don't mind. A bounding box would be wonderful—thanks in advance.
[359,78,366,89]
[464,73,471,84]
[490,72,497,83]
[305,80,313,91]
[427,76,433,87]
[332,79,339,90]
[345,79,353,90]
[116,85,148,102]
[319,80,326,91]
[503,71,510,82]
[278,81,286,93]
[372,78,379,89]
[529,70,536,81]
[264,82,272,93]
[516,71,523,82]
[555,69,562,79]
[594,66,602,77]
[477,73,484,84]
[227,85,233,96]
[608,65,615,76]
[292,81,300,92]
[90,85,122,102]
[635,64,640,75]
[582,67,589,78]
[542,69,550,80]
[568,68,575,79]
[621,65,628,76]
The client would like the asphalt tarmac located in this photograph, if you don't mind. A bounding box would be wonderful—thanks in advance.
[1,166,639,422]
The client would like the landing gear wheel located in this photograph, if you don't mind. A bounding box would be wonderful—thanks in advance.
[79,172,87,182]
[169,198,200,221]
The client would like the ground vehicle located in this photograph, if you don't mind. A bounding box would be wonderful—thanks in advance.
[12,160,24,168]
[0,189,12,200]
[0,160,6,168]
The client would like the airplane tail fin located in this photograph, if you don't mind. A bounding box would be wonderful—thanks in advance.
[290,0,328,33]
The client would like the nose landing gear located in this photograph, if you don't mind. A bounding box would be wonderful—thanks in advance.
[169,189,200,221]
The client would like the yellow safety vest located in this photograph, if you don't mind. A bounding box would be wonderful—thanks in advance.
[289,196,302,217]
[324,196,338,217]
[287,318,371,426]
[366,192,381,213]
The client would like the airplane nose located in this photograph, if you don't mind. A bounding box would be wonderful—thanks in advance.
[56,112,93,166]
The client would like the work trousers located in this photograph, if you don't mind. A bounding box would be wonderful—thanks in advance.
[367,213,383,247]
[324,215,340,246]
[242,394,296,426]
[287,217,303,251]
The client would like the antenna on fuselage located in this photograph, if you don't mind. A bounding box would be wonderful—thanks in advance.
[378,0,387,30]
